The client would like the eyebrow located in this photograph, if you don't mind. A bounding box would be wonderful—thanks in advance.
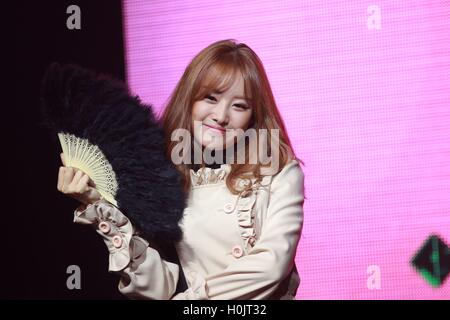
[211,91,248,100]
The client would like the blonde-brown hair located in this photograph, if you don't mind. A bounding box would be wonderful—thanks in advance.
[161,39,299,194]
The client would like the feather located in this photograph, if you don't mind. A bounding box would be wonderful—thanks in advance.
[40,62,185,244]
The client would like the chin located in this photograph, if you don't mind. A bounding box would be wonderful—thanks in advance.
[202,141,226,151]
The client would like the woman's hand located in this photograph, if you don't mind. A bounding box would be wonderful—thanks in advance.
[57,153,103,205]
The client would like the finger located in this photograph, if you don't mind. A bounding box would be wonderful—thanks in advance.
[77,174,91,193]
[57,166,64,191]
[60,153,66,166]
[70,170,84,188]
[60,167,67,192]
[87,175,96,188]
[62,167,75,192]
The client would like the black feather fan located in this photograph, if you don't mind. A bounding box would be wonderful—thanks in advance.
[40,62,185,244]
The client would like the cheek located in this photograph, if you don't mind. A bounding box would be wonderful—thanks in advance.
[231,111,253,130]
[192,101,215,120]
[191,103,204,122]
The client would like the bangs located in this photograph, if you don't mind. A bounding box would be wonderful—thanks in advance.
[193,61,250,101]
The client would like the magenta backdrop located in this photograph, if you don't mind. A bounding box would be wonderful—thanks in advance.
[122,0,450,299]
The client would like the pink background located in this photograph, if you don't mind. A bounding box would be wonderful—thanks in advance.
[122,0,450,299]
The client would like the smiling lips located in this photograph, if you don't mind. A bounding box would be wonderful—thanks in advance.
[203,123,227,134]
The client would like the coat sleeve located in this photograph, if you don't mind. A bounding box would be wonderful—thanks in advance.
[73,199,180,300]
[171,160,305,300]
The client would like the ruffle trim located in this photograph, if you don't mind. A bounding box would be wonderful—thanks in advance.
[189,164,231,186]
[236,192,257,251]
[73,199,149,272]
[234,180,259,252]
[189,164,273,253]
[235,175,273,252]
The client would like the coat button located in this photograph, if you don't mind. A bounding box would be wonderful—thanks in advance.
[223,203,234,214]
[112,235,123,248]
[98,221,111,234]
[232,245,244,258]
[239,179,250,188]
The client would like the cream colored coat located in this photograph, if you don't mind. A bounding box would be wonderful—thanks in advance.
[73,159,305,300]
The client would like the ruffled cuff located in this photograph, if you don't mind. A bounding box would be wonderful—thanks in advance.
[73,199,149,272]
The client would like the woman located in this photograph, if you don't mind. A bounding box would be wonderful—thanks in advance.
[58,39,305,299]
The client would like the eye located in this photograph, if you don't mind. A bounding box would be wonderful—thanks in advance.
[233,103,249,110]
[205,95,217,102]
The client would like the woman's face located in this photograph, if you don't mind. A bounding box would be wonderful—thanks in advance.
[191,73,253,150]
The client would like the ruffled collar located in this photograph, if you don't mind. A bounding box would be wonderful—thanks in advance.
[189,164,231,186]
[188,160,281,187]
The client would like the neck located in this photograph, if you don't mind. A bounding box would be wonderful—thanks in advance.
[191,148,228,171]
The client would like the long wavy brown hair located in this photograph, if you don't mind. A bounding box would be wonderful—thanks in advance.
[160,39,299,194]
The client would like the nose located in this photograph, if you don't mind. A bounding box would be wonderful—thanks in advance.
[212,102,229,126]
